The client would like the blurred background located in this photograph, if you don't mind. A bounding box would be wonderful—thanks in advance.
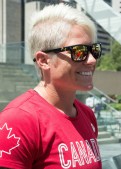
[0,0,121,167]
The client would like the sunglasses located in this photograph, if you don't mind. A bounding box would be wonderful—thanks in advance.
[33,43,102,62]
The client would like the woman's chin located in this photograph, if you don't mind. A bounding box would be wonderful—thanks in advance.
[78,84,93,92]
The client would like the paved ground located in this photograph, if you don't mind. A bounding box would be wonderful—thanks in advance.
[99,143,121,160]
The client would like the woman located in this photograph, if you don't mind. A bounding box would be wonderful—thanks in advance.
[0,3,102,169]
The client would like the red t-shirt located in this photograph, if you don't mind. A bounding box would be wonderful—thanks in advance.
[0,89,102,169]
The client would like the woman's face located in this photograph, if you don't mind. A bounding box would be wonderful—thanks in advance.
[49,25,97,92]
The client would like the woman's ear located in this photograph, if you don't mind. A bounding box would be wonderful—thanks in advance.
[34,51,50,70]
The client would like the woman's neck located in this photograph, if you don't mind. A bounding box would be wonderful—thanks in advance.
[34,81,77,117]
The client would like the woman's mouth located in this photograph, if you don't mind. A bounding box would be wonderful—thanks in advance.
[77,71,93,76]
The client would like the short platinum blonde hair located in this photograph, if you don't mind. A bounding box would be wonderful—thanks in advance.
[28,3,97,58]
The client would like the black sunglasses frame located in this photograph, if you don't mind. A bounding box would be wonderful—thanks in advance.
[33,43,102,62]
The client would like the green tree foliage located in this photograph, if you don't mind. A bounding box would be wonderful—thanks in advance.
[97,41,121,71]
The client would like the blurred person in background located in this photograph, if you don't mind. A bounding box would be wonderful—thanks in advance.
[0,3,102,169]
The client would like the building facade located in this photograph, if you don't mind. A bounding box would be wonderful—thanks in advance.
[0,0,120,64]
[112,0,121,13]
[0,0,24,63]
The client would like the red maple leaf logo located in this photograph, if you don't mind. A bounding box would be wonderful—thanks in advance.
[0,123,20,157]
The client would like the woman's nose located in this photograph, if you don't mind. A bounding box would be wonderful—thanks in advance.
[84,53,97,65]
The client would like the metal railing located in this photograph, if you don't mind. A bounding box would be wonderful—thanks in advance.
[87,88,121,139]
[0,42,25,64]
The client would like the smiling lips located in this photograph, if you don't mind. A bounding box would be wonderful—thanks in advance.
[77,71,93,76]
